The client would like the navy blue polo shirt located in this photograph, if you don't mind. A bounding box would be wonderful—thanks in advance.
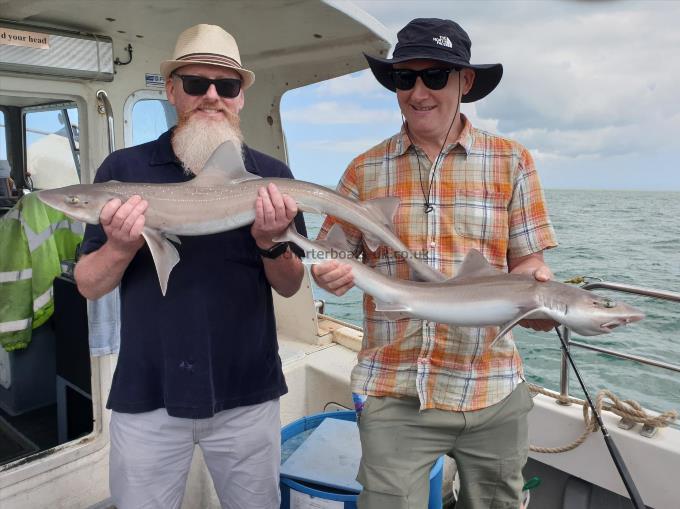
[80,129,307,418]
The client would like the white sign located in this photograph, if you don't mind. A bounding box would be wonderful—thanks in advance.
[290,490,344,509]
[0,28,49,49]
[145,73,165,88]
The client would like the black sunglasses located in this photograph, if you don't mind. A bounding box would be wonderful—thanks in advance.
[390,67,459,91]
[173,74,242,98]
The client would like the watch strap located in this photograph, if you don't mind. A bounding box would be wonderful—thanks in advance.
[257,241,289,259]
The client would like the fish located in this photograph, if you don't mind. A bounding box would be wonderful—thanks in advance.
[36,140,445,295]
[275,224,645,344]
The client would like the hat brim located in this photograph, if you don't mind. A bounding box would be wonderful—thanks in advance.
[160,59,255,90]
[365,53,502,103]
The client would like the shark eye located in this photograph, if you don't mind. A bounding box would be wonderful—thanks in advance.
[602,298,616,308]
[66,196,80,205]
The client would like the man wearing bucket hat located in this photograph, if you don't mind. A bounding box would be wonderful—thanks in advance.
[75,24,305,509]
[313,18,557,508]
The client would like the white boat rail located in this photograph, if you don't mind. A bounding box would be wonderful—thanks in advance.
[559,282,680,401]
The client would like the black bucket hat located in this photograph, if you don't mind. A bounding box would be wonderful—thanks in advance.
[365,18,503,102]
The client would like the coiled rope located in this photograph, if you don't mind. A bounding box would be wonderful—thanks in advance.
[527,383,678,454]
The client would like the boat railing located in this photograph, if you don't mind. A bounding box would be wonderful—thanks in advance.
[559,282,680,404]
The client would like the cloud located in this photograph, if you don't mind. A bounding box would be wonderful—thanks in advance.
[352,0,680,161]
[284,100,401,125]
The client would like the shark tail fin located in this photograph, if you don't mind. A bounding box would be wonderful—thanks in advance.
[308,225,356,262]
[361,197,400,252]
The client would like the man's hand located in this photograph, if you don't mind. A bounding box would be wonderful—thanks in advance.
[311,261,355,296]
[509,251,556,332]
[251,183,297,249]
[100,195,148,255]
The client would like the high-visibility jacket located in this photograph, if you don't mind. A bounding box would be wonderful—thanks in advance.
[0,193,83,351]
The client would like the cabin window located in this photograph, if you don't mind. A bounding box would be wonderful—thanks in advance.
[24,104,80,189]
[130,98,177,146]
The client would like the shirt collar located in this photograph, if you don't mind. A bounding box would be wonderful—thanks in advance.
[394,113,474,157]
[150,128,183,167]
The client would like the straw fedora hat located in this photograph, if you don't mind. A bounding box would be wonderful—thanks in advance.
[160,24,255,89]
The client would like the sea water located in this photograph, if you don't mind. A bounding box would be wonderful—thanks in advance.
[303,189,680,419]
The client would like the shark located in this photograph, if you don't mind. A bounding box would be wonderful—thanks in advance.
[275,224,645,344]
[36,140,445,295]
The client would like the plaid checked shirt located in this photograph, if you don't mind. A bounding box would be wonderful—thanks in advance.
[318,116,558,411]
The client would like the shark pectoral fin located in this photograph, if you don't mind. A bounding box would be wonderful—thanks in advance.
[141,228,180,296]
[489,308,543,347]
[166,234,182,245]
[373,300,412,321]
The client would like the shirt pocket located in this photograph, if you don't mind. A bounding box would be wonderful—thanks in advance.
[453,189,508,240]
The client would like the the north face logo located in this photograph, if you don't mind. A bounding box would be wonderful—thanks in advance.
[433,35,453,48]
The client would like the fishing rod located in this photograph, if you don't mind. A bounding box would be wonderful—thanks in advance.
[553,326,646,509]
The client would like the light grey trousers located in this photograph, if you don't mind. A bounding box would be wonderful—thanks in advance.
[357,383,533,509]
[109,399,281,509]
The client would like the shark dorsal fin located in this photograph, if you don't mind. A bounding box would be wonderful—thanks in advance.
[454,249,502,279]
[191,140,261,187]
[361,197,400,251]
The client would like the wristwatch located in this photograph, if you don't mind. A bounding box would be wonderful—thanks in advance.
[257,242,289,259]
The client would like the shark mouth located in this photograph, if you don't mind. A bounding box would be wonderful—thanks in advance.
[601,316,644,331]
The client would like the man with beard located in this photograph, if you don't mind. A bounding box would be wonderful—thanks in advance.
[74,24,305,509]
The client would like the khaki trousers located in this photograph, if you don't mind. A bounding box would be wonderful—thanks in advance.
[357,383,533,509]
[109,399,281,509]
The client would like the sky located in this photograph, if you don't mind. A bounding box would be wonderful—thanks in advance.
[280,0,680,190]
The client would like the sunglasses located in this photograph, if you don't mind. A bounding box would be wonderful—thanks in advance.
[173,74,242,98]
[390,67,459,91]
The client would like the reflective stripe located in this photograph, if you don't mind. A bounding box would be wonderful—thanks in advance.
[0,268,32,283]
[33,287,53,312]
[25,218,85,253]
[0,318,31,333]
[4,208,19,220]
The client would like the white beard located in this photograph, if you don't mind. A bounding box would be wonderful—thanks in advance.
[172,111,243,175]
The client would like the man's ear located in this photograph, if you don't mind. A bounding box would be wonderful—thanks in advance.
[462,69,476,95]
[234,90,245,113]
[165,75,176,106]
